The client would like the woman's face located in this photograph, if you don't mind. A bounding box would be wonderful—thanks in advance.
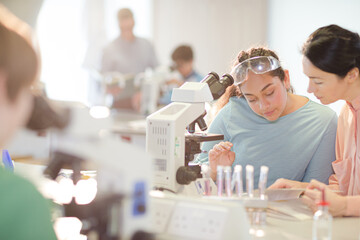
[239,70,290,121]
[302,56,347,104]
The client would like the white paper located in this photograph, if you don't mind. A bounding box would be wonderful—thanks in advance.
[265,188,305,201]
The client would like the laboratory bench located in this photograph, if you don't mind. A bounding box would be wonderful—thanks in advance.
[7,109,360,240]
[263,215,360,240]
[9,160,360,240]
[154,198,360,240]
[110,109,147,149]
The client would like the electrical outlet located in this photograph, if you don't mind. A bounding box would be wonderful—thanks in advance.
[150,198,176,234]
[167,201,228,240]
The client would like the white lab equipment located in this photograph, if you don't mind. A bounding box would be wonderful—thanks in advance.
[150,191,251,240]
[31,99,154,240]
[146,72,234,194]
[139,66,173,115]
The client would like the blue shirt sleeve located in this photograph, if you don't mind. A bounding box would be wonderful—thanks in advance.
[302,112,337,183]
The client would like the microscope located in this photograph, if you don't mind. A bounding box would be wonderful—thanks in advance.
[26,97,153,240]
[146,72,234,194]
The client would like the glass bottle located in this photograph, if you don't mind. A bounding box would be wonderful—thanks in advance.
[312,188,332,240]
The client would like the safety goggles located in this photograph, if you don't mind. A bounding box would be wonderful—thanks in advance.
[231,56,281,86]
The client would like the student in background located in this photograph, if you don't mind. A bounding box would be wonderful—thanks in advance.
[159,45,203,105]
[101,8,158,111]
[194,47,337,188]
[101,8,158,74]
[269,25,360,217]
[0,14,56,240]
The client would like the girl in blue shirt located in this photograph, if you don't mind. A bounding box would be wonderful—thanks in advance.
[195,47,337,188]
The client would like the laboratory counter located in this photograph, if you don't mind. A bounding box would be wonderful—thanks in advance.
[8,161,360,240]
[154,217,360,240]
[154,198,360,240]
[263,215,360,240]
[110,109,147,148]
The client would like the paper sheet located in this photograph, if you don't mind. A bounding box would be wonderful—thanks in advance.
[267,199,313,221]
[265,188,305,201]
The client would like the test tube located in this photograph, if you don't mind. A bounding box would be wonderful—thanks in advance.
[216,165,224,196]
[232,165,243,197]
[246,165,254,198]
[224,166,232,197]
[258,166,269,200]
[201,164,211,196]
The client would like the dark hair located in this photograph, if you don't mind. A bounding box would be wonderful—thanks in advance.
[0,23,38,101]
[302,24,360,77]
[216,47,290,110]
[171,45,194,62]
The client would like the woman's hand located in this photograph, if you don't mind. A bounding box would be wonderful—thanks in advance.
[208,141,235,180]
[301,179,347,217]
[268,178,309,189]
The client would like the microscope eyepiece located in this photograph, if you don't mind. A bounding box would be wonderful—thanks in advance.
[26,95,71,131]
[200,71,219,83]
[220,74,234,87]
[201,72,234,100]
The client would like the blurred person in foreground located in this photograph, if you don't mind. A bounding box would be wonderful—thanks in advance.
[0,6,56,239]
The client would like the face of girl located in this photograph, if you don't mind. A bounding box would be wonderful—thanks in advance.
[239,70,290,121]
[302,56,348,104]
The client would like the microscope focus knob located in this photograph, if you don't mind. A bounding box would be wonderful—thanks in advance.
[176,166,198,185]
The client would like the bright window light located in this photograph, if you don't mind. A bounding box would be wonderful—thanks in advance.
[37,0,152,105]
[37,0,88,103]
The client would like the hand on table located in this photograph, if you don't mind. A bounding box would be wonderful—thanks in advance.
[301,179,347,217]
[268,178,309,189]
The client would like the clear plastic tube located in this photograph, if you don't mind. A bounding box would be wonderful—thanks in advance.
[246,165,254,198]
[217,165,224,196]
[258,166,269,200]
[224,166,232,197]
[201,164,211,196]
[232,165,243,197]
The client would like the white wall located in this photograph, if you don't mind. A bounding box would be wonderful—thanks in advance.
[153,0,268,76]
[268,0,360,114]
